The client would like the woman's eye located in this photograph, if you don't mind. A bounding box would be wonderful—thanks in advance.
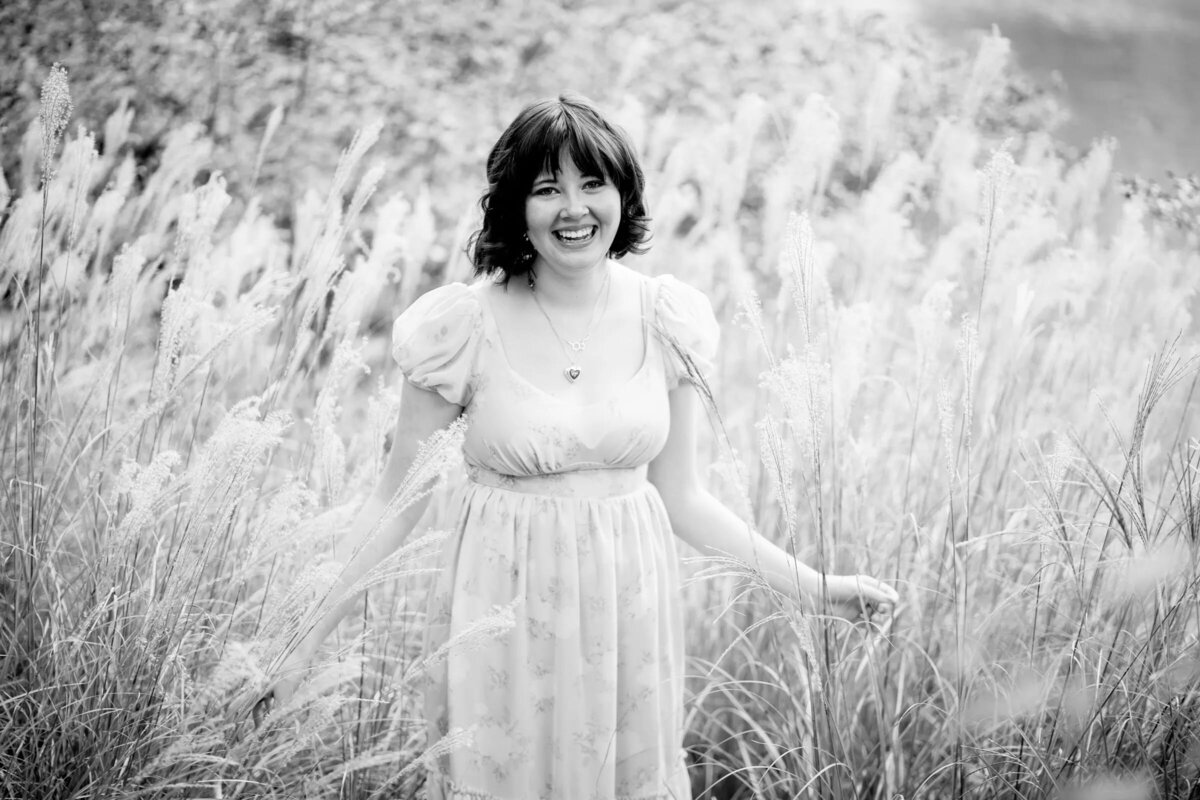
[532,186,557,196]
[585,179,606,190]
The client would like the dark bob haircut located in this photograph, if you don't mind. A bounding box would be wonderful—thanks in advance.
[469,94,651,284]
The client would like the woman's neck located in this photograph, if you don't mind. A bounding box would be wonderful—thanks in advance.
[525,259,612,309]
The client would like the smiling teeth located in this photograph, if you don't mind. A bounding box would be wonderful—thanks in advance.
[556,228,593,241]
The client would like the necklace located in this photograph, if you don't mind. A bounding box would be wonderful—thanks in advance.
[530,268,612,383]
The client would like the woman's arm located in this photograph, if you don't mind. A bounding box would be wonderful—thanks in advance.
[647,386,897,618]
[265,380,463,705]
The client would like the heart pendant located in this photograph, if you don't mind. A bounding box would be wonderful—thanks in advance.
[565,366,581,382]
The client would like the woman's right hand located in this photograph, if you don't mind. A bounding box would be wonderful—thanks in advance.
[251,649,309,728]
[820,573,899,625]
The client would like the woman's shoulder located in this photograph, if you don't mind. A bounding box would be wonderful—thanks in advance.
[618,264,704,307]
[638,270,720,388]
[395,280,494,337]
[404,280,483,316]
[391,280,487,406]
[647,274,718,343]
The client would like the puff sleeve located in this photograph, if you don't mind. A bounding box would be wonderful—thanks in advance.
[391,282,484,407]
[653,274,720,390]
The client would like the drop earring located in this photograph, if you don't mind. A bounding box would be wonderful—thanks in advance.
[523,233,536,289]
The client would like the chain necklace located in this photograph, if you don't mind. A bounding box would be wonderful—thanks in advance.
[530,268,612,383]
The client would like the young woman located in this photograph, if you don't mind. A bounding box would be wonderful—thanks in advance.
[266,94,898,800]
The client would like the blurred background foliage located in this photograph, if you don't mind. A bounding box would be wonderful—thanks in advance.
[1,0,1068,246]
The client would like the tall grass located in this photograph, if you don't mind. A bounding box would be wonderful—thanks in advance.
[1,26,1198,800]
[656,53,1200,800]
[0,66,465,798]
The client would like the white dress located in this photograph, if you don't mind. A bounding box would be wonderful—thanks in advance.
[391,272,719,800]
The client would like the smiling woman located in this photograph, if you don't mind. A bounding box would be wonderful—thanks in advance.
[469,94,651,288]
[261,94,899,800]
[525,155,622,277]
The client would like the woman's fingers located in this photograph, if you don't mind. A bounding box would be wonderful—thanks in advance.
[846,575,898,624]
[855,574,899,606]
[817,574,899,624]
[251,691,274,729]
[249,669,301,729]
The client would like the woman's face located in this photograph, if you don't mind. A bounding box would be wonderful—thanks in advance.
[524,150,622,277]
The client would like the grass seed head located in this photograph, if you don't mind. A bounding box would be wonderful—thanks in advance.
[39,63,73,182]
[937,378,957,484]
[979,144,1017,234]
[956,314,979,400]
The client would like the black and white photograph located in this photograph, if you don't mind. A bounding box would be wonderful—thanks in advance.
[1,1,1197,798]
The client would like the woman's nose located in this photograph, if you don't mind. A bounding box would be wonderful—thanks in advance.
[559,190,587,218]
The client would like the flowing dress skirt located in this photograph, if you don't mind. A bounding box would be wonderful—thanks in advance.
[423,465,691,800]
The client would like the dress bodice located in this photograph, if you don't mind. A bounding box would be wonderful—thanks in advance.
[391,270,718,478]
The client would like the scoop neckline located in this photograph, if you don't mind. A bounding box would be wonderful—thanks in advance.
[472,271,654,408]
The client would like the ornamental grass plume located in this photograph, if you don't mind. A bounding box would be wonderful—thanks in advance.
[756,414,797,542]
[57,130,97,254]
[394,186,439,309]
[88,154,136,271]
[282,123,386,387]
[955,313,979,453]
[101,448,183,585]
[0,191,43,286]
[251,104,285,190]
[730,267,772,366]
[150,284,207,403]
[102,98,134,156]
[760,350,830,476]
[8,65,76,670]
[786,94,842,205]
[404,599,517,682]
[1043,432,1074,505]
[723,93,769,224]
[38,63,73,184]
[829,302,874,421]
[937,378,958,488]
[331,237,390,335]
[909,279,955,387]
[977,144,1016,313]
[376,416,470,533]
[190,398,293,532]
[780,211,822,347]
[310,332,372,501]
[173,173,233,276]
[961,27,1011,122]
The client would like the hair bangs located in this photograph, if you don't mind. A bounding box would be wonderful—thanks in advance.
[524,106,625,188]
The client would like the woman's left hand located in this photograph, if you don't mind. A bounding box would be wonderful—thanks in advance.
[819,573,899,624]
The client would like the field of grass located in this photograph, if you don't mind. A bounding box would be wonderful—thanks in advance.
[2,10,1199,800]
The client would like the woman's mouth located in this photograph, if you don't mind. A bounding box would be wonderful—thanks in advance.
[553,226,596,244]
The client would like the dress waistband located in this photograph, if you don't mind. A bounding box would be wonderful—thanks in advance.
[466,465,649,498]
